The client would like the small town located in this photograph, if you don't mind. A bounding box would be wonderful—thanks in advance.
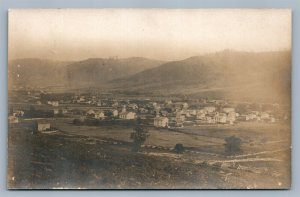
[9,89,287,130]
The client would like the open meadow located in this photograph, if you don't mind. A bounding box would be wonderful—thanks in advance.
[7,117,290,189]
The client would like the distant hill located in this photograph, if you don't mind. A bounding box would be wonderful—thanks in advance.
[110,50,291,102]
[8,57,164,89]
[8,58,72,88]
[8,51,291,102]
[65,57,164,87]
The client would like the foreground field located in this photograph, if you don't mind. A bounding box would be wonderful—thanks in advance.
[7,119,290,189]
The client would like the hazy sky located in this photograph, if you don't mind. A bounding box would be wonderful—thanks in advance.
[9,9,291,61]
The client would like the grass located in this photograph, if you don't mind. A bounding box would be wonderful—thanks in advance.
[8,118,291,189]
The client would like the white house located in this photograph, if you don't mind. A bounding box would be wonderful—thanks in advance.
[61,109,68,114]
[261,112,270,120]
[197,109,206,114]
[227,111,236,124]
[176,112,185,122]
[174,102,188,109]
[48,101,59,107]
[204,106,216,113]
[223,108,235,113]
[8,116,19,124]
[13,110,24,117]
[112,102,119,107]
[78,96,85,102]
[86,109,95,115]
[187,109,197,116]
[205,116,215,124]
[196,112,206,120]
[270,117,276,123]
[165,100,173,105]
[128,103,138,110]
[94,111,105,119]
[214,113,227,124]
[119,111,136,120]
[248,113,257,120]
[53,109,60,115]
[154,117,169,128]
[151,102,158,108]
[182,102,189,109]
[112,109,119,117]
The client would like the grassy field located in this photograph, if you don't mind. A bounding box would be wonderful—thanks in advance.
[48,118,290,154]
[7,117,291,189]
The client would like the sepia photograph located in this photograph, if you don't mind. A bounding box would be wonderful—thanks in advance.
[7,9,291,189]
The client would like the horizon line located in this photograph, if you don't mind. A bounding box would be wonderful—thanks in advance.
[8,48,291,63]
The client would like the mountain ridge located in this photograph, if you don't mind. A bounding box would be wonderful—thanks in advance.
[109,50,291,102]
[8,50,291,102]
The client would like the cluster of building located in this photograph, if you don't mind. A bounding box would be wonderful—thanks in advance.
[77,98,278,129]
[84,106,136,120]
[9,91,284,129]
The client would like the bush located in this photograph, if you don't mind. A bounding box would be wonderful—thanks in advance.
[174,143,185,154]
[224,135,242,155]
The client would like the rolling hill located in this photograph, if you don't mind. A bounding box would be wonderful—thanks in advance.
[8,58,72,88]
[8,50,291,102]
[8,57,164,89]
[65,57,164,87]
[110,50,291,102]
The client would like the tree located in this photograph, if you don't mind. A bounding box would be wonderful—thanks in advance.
[224,135,242,155]
[174,143,185,154]
[130,117,149,152]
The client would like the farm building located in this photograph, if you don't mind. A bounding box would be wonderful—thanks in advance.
[37,122,51,132]
[154,117,169,128]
